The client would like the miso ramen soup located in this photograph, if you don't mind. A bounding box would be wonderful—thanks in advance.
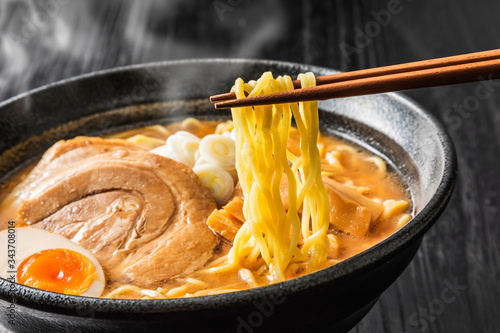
[0,118,411,299]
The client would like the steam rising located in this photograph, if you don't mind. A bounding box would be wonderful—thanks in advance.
[0,0,286,101]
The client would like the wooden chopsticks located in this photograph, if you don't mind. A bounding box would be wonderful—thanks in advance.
[211,49,500,109]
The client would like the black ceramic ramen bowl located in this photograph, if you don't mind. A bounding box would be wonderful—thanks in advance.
[0,59,456,333]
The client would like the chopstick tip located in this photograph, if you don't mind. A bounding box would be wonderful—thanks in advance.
[210,91,236,103]
[213,102,227,109]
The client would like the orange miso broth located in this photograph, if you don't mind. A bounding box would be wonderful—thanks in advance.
[0,118,411,299]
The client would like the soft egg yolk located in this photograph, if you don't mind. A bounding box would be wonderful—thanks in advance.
[17,248,96,295]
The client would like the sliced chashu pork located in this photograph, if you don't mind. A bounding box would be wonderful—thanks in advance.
[0,137,147,222]
[11,137,218,288]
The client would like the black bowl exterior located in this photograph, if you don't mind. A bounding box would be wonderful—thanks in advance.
[0,59,456,333]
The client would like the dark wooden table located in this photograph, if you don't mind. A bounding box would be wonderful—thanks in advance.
[1,1,499,332]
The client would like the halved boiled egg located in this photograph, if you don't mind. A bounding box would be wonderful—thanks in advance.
[0,227,105,297]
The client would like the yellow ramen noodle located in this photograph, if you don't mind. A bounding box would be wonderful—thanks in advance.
[225,72,330,281]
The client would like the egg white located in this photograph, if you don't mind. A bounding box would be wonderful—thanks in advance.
[0,227,105,297]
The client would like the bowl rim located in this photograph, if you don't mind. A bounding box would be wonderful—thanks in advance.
[0,58,457,314]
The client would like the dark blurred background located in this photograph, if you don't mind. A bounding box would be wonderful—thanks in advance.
[1,0,499,332]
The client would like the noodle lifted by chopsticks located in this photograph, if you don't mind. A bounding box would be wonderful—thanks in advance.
[226,72,330,282]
